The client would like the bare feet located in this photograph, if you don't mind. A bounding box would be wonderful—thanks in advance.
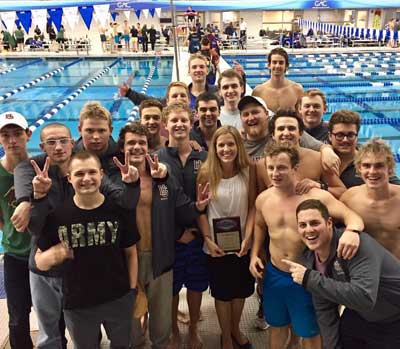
[189,326,203,349]
[167,332,181,349]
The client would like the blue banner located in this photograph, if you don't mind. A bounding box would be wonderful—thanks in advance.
[78,5,94,30]
[111,12,118,21]
[48,8,63,31]
[135,9,141,19]
[149,8,155,17]
[16,11,32,33]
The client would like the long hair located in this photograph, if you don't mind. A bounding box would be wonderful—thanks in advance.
[198,126,250,198]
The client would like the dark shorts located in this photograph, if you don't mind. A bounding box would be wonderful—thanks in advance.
[100,34,106,42]
[263,262,319,338]
[16,38,24,44]
[208,253,254,301]
[173,237,209,295]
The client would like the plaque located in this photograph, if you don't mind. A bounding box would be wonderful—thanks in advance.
[212,216,242,253]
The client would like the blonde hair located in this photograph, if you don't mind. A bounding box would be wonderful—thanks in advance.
[355,138,395,175]
[79,101,111,128]
[162,102,193,124]
[166,81,190,102]
[188,53,208,68]
[198,126,250,198]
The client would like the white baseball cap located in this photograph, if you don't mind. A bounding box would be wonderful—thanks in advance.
[0,111,28,131]
[238,95,273,116]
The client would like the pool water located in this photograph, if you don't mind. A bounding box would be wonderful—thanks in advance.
[0,57,173,154]
[225,52,400,176]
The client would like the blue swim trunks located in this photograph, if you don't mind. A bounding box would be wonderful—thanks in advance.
[173,236,209,295]
[263,262,320,338]
[124,34,130,42]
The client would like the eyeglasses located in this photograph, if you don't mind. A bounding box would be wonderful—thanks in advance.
[41,138,72,147]
[330,132,357,141]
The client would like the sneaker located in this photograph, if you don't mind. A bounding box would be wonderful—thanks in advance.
[254,316,270,331]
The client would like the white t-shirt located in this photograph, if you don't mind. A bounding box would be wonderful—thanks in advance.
[219,107,242,130]
[204,171,249,255]
[240,21,247,31]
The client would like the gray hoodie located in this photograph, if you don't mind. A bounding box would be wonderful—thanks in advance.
[301,229,400,348]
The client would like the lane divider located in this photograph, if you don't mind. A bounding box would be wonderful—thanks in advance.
[126,55,161,123]
[29,58,121,133]
[0,58,122,158]
[0,58,83,101]
[0,58,42,76]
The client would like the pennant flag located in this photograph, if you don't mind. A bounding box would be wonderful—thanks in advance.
[135,9,141,19]
[16,11,31,33]
[31,9,47,33]
[360,28,364,38]
[123,11,131,21]
[355,28,359,38]
[48,8,63,31]
[63,6,78,31]
[94,4,110,27]
[155,8,161,17]
[149,9,155,18]
[1,11,16,32]
[79,6,94,30]
[111,12,118,22]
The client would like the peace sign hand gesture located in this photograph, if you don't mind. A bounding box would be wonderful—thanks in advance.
[31,157,52,199]
[196,182,211,212]
[146,154,168,179]
[113,151,139,183]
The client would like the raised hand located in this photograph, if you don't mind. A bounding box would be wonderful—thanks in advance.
[31,157,52,199]
[146,153,167,179]
[113,151,139,183]
[118,74,133,97]
[196,182,210,212]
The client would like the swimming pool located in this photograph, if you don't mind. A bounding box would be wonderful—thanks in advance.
[225,52,400,176]
[0,57,173,154]
[1,53,400,174]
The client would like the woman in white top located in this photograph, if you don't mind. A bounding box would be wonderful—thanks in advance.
[197,126,255,349]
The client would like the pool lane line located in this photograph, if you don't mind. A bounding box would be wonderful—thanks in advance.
[0,58,122,158]
[0,58,43,76]
[0,58,84,101]
[28,58,122,134]
[126,55,161,123]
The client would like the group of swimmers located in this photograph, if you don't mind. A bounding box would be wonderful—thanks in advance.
[0,47,399,349]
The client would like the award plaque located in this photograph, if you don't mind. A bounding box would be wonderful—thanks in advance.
[212,217,242,253]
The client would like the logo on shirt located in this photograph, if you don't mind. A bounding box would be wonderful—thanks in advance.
[158,184,169,200]
[58,221,119,248]
[193,160,202,173]
[333,259,345,276]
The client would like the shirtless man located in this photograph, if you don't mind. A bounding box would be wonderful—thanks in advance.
[139,99,167,152]
[117,122,209,348]
[256,110,346,198]
[340,138,400,259]
[123,20,130,51]
[252,48,303,113]
[250,143,363,349]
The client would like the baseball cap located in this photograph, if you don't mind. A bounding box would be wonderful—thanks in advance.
[0,111,28,131]
[238,95,270,113]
